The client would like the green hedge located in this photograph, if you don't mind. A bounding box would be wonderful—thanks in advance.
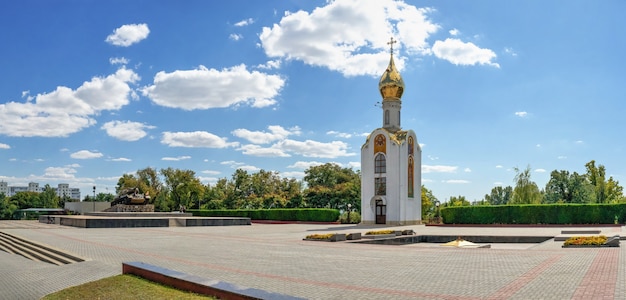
[440,203,626,225]
[189,208,341,222]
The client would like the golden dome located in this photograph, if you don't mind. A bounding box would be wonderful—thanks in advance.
[378,53,404,100]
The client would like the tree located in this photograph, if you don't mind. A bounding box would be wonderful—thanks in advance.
[421,185,437,219]
[11,192,40,209]
[136,167,163,202]
[511,166,542,204]
[484,186,513,205]
[543,170,592,203]
[0,193,18,219]
[447,195,470,207]
[304,163,354,189]
[161,168,204,210]
[303,163,360,210]
[585,160,624,203]
[203,178,229,209]
[39,184,59,208]
[95,193,115,202]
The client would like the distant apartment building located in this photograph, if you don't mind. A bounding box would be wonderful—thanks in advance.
[0,181,81,200]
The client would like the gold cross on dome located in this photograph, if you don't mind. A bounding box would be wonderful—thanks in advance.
[387,37,397,54]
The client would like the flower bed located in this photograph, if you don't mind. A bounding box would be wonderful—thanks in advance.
[304,233,346,242]
[563,235,607,246]
[365,230,398,235]
[561,235,620,248]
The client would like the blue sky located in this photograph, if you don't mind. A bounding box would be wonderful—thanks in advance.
[1,0,624,202]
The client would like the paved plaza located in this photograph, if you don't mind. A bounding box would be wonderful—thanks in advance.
[0,220,624,299]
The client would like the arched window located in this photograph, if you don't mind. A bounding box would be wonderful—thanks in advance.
[374,153,386,196]
[384,110,390,125]
[375,153,386,174]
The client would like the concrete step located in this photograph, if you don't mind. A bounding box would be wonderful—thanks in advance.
[0,235,45,263]
[0,231,84,265]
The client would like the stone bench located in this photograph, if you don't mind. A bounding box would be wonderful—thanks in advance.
[123,261,304,300]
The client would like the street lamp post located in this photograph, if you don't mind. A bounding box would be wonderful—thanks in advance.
[347,203,352,224]
[435,200,440,224]
[92,186,96,212]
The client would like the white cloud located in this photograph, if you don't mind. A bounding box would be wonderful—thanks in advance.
[464,168,471,172]
[0,143,10,149]
[422,165,457,173]
[280,171,305,179]
[109,57,129,65]
[70,150,103,159]
[504,47,518,57]
[327,131,353,138]
[234,18,254,27]
[238,165,261,172]
[229,34,243,41]
[0,68,139,137]
[493,181,503,186]
[220,161,259,172]
[232,125,300,144]
[21,90,34,102]
[449,28,460,36]
[221,160,244,167]
[347,161,360,169]
[515,111,528,117]
[432,38,499,67]
[162,156,192,161]
[162,131,239,148]
[43,166,78,179]
[557,156,567,160]
[142,65,284,110]
[201,170,221,175]
[445,179,470,184]
[534,168,547,173]
[495,165,503,168]
[105,23,150,47]
[259,0,439,77]
[427,155,439,161]
[237,144,290,157]
[287,161,325,169]
[256,60,282,70]
[274,139,355,158]
[110,157,131,162]
[101,120,155,141]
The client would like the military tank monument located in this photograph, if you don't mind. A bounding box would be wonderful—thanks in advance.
[39,186,250,228]
[108,188,152,211]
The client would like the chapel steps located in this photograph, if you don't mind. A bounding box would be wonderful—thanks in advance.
[0,231,84,266]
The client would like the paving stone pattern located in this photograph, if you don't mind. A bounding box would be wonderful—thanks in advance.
[0,221,624,299]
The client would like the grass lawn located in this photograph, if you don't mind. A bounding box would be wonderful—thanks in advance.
[42,274,216,299]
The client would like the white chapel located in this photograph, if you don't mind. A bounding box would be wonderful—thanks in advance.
[361,38,422,225]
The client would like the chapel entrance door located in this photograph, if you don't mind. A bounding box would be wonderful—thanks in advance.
[375,200,386,224]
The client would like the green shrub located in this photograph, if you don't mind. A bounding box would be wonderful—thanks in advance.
[440,203,626,225]
[190,208,340,222]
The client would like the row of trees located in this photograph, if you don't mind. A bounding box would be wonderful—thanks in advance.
[451,160,624,207]
[1,159,623,220]
[114,163,362,213]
